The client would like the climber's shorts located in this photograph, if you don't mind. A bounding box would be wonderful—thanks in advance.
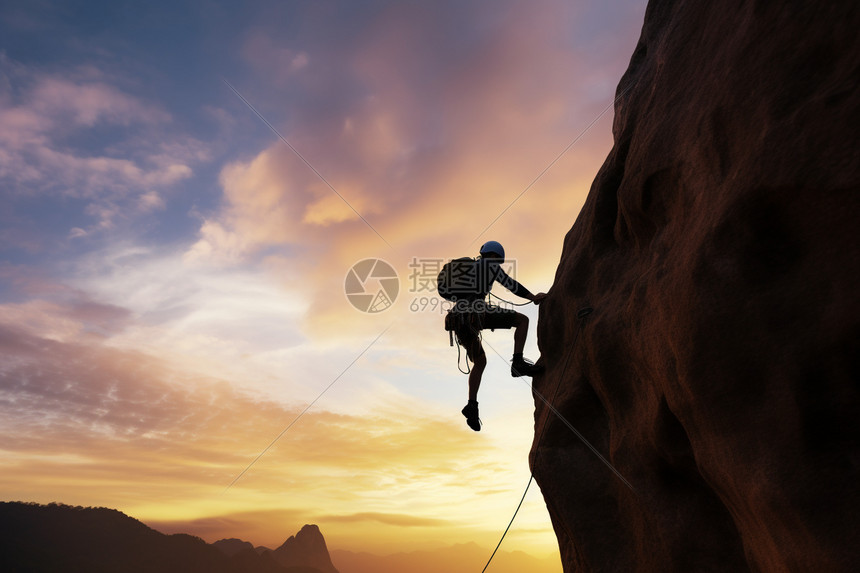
[445,303,519,361]
[478,306,519,330]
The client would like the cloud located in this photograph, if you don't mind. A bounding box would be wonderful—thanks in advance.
[0,313,524,552]
[0,58,204,235]
[29,76,170,127]
[137,190,166,212]
[146,509,307,543]
[242,33,310,83]
[0,270,133,342]
[187,0,641,342]
[317,512,450,527]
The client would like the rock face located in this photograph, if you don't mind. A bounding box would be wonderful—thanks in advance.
[532,1,860,572]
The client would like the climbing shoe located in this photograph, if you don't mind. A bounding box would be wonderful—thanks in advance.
[511,356,543,378]
[461,402,481,432]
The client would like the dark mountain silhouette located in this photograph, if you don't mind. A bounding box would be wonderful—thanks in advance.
[533,0,860,571]
[214,538,257,557]
[227,547,292,573]
[210,538,292,573]
[270,524,339,573]
[0,502,330,573]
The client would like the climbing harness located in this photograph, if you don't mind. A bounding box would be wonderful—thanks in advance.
[445,301,490,375]
[454,330,473,375]
[446,293,533,374]
[480,306,637,572]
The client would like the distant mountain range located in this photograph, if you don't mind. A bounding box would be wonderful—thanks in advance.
[0,502,335,573]
[0,501,561,573]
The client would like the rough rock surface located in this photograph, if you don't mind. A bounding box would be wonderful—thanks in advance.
[532,1,860,571]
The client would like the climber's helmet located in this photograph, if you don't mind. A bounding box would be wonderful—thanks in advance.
[479,240,505,260]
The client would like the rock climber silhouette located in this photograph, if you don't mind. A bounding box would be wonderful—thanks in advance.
[444,240,546,431]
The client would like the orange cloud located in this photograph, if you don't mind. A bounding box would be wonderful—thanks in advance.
[186,0,632,345]
[0,313,552,554]
[318,512,450,527]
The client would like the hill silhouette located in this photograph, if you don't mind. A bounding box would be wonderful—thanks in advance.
[271,525,338,573]
[0,502,329,573]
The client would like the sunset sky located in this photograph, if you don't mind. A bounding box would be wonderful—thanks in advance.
[0,0,647,567]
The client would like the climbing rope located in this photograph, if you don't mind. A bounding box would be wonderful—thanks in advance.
[455,332,472,375]
[481,474,535,573]
[480,308,588,572]
[449,306,480,375]
[488,292,533,307]
[481,306,637,572]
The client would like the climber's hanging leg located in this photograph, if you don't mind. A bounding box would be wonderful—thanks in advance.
[462,337,486,431]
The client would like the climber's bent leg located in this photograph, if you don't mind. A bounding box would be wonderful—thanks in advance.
[512,312,529,355]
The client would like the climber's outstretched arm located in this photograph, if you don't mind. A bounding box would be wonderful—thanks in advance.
[495,267,545,304]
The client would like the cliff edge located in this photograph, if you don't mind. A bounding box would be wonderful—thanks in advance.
[532,1,860,571]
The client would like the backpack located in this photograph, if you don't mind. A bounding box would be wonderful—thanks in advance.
[437,257,481,302]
